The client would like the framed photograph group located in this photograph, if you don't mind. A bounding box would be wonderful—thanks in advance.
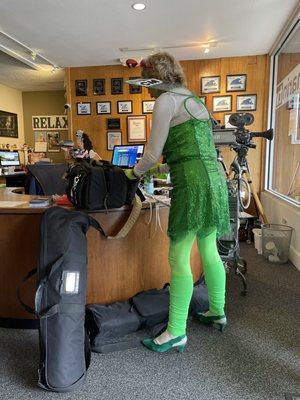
[127,115,147,142]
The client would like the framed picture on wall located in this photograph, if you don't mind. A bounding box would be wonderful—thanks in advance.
[117,101,133,114]
[77,102,91,115]
[107,131,122,150]
[127,115,147,142]
[212,96,232,112]
[142,100,155,114]
[111,78,123,95]
[201,76,220,94]
[236,94,257,111]
[93,79,105,95]
[129,77,142,94]
[34,131,47,152]
[96,101,111,114]
[226,75,247,92]
[0,110,18,138]
[75,80,88,96]
[47,131,60,152]
[107,118,121,130]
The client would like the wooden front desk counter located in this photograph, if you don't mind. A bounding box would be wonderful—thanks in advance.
[0,188,202,327]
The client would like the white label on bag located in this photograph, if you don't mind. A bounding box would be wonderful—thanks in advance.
[62,271,80,294]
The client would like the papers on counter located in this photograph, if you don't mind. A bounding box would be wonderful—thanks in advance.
[0,201,28,207]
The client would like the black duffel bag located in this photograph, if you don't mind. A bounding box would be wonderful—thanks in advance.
[86,301,142,353]
[66,160,138,211]
[86,281,209,353]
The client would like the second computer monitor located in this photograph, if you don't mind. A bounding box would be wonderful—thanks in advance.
[0,150,20,167]
[111,145,144,168]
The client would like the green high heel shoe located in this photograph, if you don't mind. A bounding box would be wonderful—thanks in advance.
[142,335,187,353]
[196,312,227,332]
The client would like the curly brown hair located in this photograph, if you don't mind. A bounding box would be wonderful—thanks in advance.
[141,52,186,86]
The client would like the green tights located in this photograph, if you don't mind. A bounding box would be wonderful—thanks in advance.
[167,229,226,336]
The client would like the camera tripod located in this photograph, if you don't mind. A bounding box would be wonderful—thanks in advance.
[216,114,273,295]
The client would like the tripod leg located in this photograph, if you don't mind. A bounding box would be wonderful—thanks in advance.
[244,171,268,224]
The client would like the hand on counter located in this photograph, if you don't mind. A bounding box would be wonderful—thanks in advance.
[124,169,139,180]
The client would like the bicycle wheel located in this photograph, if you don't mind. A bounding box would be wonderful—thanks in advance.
[238,177,251,210]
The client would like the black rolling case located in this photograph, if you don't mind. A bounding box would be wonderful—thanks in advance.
[36,207,105,392]
[24,207,105,392]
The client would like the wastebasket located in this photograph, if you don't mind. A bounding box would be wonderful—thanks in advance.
[252,228,262,255]
[261,224,293,264]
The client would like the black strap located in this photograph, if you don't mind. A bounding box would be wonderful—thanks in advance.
[88,216,106,237]
[84,329,91,369]
[17,267,37,315]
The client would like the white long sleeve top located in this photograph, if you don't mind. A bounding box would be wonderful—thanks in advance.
[133,87,209,177]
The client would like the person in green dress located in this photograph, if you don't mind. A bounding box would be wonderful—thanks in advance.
[125,52,230,353]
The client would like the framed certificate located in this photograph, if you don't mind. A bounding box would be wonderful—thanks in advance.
[127,115,147,142]
[117,101,133,114]
[96,101,111,114]
[201,76,220,94]
[107,131,122,150]
[75,80,88,96]
[142,100,155,114]
[236,94,257,111]
[226,74,247,92]
[77,102,91,115]
[93,79,105,95]
[212,96,232,112]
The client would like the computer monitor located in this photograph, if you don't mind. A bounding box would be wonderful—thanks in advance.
[111,145,144,168]
[0,150,20,167]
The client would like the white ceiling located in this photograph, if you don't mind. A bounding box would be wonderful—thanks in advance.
[0,0,298,91]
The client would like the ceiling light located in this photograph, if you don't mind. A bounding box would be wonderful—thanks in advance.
[51,66,60,73]
[0,30,61,71]
[132,3,146,11]
[204,48,210,54]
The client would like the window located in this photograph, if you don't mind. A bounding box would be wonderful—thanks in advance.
[267,19,300,205]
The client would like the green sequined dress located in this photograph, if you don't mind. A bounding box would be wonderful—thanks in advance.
[162,96,230,241]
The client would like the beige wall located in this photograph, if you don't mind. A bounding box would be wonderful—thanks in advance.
[0,83,24,148]
[22,90,67,163]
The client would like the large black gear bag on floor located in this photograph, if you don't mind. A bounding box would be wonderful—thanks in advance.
[18,199,144,391]
[32,207,105,392]
[86,280,208,353]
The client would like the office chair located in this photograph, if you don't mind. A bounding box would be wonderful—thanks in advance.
[25,163,68,195]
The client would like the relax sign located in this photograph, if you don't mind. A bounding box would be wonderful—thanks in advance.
[32,115,68,130]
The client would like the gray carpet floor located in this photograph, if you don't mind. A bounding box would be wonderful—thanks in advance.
[0,244,299,400]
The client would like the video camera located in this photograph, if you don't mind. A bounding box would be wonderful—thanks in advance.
[229,113,273,147]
